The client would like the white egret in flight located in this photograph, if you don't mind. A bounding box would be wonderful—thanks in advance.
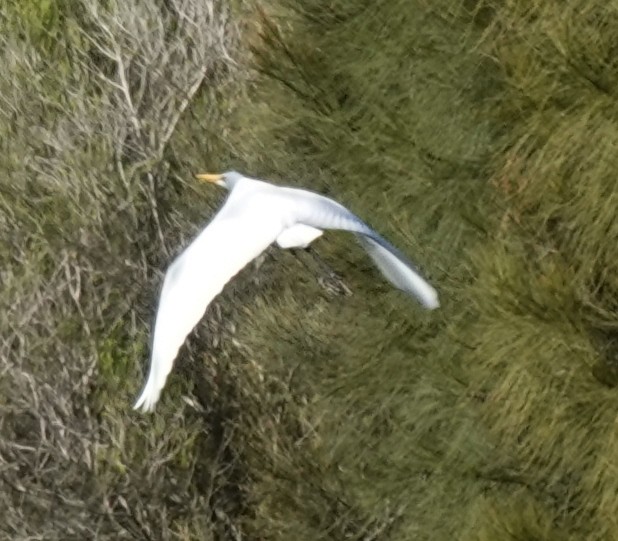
[133,171,439,412]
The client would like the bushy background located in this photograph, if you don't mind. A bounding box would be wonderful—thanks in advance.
[1,0,616,539]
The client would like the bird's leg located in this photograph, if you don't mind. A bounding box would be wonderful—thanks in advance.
[293,246,352,297]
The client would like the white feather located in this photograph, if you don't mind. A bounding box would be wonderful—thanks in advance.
[134,172,440,412]
[276,224,323,248]
[133,211,283,412]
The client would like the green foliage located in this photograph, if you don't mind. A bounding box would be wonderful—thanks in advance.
[97,325,146,397]
[457,3,618,538]
[221,0,618,539]
[462,492,576,541]
[2,0,618,539]
[2,0,66,44]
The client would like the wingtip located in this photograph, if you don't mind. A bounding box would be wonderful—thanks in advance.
[132,398,147,413]
[424,291,440,310]
[132,387,159,413]
[133,400,155,414]
[414,282,440,310]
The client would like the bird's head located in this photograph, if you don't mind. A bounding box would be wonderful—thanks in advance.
[195,170,245,190]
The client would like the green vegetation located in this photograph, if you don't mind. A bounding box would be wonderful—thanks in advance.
[1,0,617,539]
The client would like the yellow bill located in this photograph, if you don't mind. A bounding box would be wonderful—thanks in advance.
[195,172,223,183]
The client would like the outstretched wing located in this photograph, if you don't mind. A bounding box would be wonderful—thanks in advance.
[134,213,283,412]
[281,187,440,309]
[353,233,439,309]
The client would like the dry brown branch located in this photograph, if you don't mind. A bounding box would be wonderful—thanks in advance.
[0,0,248,538]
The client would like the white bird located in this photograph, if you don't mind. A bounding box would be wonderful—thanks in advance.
[133,171,439,412]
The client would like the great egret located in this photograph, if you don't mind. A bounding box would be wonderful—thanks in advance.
[133,171,439,412]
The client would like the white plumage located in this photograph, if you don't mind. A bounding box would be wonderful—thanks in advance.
[133,171,439,412]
